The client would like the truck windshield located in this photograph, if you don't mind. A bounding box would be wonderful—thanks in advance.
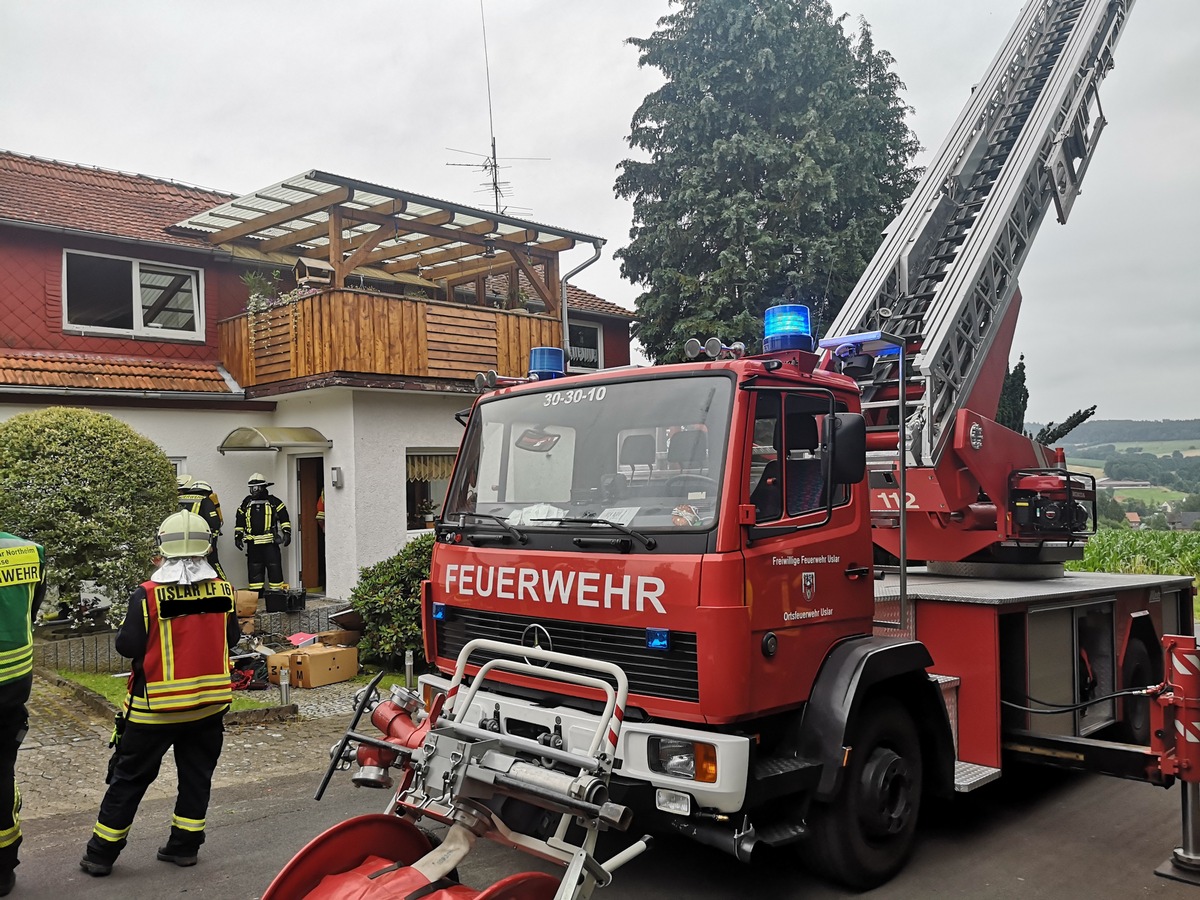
[446,374,733,531]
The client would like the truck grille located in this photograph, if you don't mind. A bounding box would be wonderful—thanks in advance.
[435,609,700,703]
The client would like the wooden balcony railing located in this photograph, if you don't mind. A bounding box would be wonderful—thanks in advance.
[218,289,562,387]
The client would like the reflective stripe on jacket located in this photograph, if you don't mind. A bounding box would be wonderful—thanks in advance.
[234,495,291,544]
[0,534,44,685]
[126,578,234,725]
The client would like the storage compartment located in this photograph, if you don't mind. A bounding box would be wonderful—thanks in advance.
[1024,600,1115,738]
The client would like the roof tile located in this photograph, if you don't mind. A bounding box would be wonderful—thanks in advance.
[0,349,232,394]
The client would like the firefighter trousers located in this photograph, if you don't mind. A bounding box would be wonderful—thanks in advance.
[245,542,284,593]
[0,675,30,878]
[85,710,224,863]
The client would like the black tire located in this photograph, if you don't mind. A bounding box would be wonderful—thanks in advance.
[800,699,923,891]
[1121,639,1154,745]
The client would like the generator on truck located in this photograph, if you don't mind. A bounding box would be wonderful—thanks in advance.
[267,0,1200,895]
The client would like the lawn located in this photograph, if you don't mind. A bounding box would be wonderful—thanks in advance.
[1111,486,1189,505]
[58,670,275,712]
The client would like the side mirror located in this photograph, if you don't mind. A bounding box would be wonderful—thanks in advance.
[827,413,866,485]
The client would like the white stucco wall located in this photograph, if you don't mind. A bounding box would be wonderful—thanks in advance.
[0,386,470,601]
[348,389,467,572]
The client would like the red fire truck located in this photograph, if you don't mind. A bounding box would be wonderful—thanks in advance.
[269,0,1200,896]
[411,0,1195,890]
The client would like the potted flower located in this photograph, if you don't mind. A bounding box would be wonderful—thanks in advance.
[417,498,437,526]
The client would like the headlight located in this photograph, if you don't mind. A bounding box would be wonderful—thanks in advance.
[648,737,717,783]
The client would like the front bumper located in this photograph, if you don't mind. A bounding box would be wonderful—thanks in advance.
[419,672,751,813]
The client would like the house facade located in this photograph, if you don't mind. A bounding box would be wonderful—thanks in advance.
[0,151,635,600]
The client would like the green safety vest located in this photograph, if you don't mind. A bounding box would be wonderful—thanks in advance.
[0,533,44,685]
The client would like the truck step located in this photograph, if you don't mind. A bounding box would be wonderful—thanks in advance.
[752,755,820,780]
[745,755,821,807]
[754,819,808,848]
[954,761,1002,792]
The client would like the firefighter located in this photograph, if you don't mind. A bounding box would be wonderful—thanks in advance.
[0,531,46,897]
[234,474,291,596]
[80,511,238,877]
[191,478,223,530]
[177,475,225,580]
[316,488,325,532]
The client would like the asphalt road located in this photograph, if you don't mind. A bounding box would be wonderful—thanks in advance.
[11,762,1200,899]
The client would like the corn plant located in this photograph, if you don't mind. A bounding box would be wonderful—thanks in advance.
[1068,530,1200,617]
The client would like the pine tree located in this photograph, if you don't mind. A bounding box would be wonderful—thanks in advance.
[615,0,921,362]
[996,355,1029,434]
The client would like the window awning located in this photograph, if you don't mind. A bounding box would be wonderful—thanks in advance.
[218,426,332,454]
[407,453,455,482]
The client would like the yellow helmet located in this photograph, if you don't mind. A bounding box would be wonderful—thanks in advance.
[176,474,195,491]
[157,510,212,558]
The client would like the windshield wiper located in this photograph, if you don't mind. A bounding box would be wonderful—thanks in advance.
[454,512,527,544]
[531,516,657,551]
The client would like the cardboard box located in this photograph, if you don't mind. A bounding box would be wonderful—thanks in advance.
[265,650,299,685]
[235,590,259,617]
[265,644,359,687]
[315,629,361,647]
[237,616,256,635]
[291,645,358,688]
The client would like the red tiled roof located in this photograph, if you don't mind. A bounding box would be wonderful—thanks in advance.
[0,150,632,314]
[564,282,636,319]
[0,349,233,394]
[0,150,232,249]
[483,273,635,319]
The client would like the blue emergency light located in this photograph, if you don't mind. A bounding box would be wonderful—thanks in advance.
[432,602,446,621]
[529,346,565,381]
[763,304,815,353]
[646,628,671,652]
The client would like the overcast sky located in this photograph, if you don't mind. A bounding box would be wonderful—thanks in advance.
[2,1,1196,423]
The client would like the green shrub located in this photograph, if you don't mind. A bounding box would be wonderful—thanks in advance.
[349,533,435,667]
[0,407,178,623]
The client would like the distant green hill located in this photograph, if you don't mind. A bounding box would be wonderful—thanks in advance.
[1038,419,1200,448]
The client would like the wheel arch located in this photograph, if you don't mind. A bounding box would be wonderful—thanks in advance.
[797,635,955,801]
[1125,613,1163,683]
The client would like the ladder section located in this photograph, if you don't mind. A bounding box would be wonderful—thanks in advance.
[824,0,1135,468]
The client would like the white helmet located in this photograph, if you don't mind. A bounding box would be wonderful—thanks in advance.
[157,511,212,558]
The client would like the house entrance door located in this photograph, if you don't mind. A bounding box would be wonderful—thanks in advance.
[295,457,326,593]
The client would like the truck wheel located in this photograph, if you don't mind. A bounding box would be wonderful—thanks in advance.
[1122,640,1153,745]
[801,698,923,890]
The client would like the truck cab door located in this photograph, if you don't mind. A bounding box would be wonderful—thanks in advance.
[739,390,875,710]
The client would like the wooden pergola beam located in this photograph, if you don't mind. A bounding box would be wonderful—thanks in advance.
[375,220,497,270]
[207,186,352,245]
[511,251,558,311]
[387,229,539,274]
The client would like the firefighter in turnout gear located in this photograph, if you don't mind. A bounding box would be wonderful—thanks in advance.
[234,474,291,595]
[0,532,46,897]
[80,512,238,878]
[176,475,225,580]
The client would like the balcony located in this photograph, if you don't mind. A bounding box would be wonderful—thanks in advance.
[218,289,561,389]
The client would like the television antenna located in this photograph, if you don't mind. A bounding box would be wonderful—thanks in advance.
[446,0,547,216]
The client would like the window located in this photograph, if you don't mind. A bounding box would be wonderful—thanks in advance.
[406,451,455,529]
[64,251,203,339]
[168,457,186,476]
[568,321,602,372]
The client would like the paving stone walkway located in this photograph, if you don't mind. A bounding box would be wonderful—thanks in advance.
[17,673,366,821]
